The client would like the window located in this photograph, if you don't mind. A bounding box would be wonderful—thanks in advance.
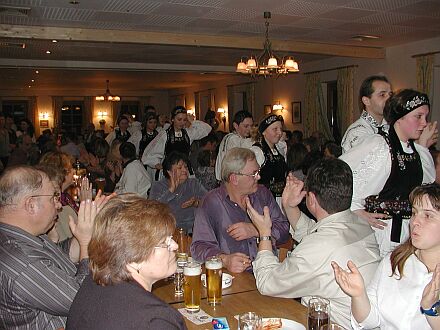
[120,101,140,121]
[61,102,83,135]
[2,100,28,124]
[326,81,341,143]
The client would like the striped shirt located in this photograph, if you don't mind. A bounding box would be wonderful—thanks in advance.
[0,222,89,330]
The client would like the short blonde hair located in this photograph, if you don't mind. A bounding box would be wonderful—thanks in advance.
[221,148,256,182]
[89,194,176,285]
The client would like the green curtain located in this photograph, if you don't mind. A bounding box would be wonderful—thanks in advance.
[337,66,355,137]
[304,73,332,139]
[416,54,434,97]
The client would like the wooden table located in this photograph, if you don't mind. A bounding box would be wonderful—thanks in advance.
[153,270,257,304]
[153,270,307,329]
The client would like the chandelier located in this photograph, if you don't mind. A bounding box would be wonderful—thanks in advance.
[95,80,120,102]
[236,12,299,77]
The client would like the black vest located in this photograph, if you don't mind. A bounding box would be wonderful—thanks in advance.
[139,129,158,158]
[115,129,131,143]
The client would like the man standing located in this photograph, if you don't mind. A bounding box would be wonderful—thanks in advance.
[248,159,380,329]
[191,148,290,273]
[341,75,392,153]
[0,166,107,329]
[215,110,253,181]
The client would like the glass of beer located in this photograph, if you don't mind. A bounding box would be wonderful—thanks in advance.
[183,262,202,312]
[95,177,106,193]
[205,256,223,306]
[308,296,330,330]
[175,227,189,261]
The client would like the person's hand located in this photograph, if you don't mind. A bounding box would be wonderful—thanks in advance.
[353,209,389,230]
[68,199,96,248]
[282,173,306,210]
[78,177,92,202]
[245,197,272,237]
[181,196,199,209]
[417,121,438,148]
[168,167,180,193]
[221,253,251,273]
[226,221,258,241]
[155,163,163,170]
[421,263,440,310]
[331,260,366,298]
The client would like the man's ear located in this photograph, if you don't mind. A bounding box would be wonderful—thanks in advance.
[24,196,37,215]
[362,96,371,108]
[307,191,317,210]
[228,173,238,185]
[232,122,238,131]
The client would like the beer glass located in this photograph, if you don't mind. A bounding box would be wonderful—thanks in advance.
[95,177,106,193]
[308,296,330,330]
[176,227,189,261]
[183,262,202,312]
[205,257,222,305]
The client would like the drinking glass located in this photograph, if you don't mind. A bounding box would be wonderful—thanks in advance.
[176,227,189,261]
[320,324,345,330]
[95,177,106,193]
[308,296,330,330]
[205,256,222,305]
[183,262,202,312]
[238,312,262,330]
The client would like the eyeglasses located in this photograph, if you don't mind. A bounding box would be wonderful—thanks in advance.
[30,191,61,203]
[154,236,176,252]
[235,169,260,179]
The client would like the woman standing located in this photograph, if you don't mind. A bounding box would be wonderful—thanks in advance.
[332,183,440,330]
[142,106,211,180]
[66,195,187,329]
[16,118,36,142]
[250,114,287,197]
[134,112,159,159]
[340,89,436,256]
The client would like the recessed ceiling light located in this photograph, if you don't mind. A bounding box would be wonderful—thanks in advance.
[46,50,51,54]
[35,70,39,74]
[28,85,31,88]
[52,39,57,43]
[351,34,380,41]
[31,79,34,82]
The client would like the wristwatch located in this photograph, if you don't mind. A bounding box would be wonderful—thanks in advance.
[259,236,272,241]
[420,301,440,316]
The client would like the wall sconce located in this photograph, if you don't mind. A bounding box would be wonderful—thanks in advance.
[217,108,226,130]
[39,112,49,119]
[272,101,284,111]
[98,111,108,118]
[187,108,195,118]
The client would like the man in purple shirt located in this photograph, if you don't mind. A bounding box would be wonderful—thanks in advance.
[191,147,290,273]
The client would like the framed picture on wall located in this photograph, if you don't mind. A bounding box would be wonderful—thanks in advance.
[264,104,272,115]
[292,101,301,124]
[39,120,49,128]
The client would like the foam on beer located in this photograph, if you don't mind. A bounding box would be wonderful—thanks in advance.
[183,263,201,276]
[206,259,222,270]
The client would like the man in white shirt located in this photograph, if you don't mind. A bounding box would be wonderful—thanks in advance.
[215,110,253,181]
[341,75,392,153]
[248,159,380,329]
[115,142,151,197]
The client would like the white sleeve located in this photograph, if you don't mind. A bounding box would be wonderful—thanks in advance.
[250,145,265,166]
[414,143,436,184]
[187,120,212,143]
[276,140,287,159]
[215,134,242,181]
[128,130,142,156]
[141,130,167,168]
[339,135,391,211]
[128,121,142,134]
[105,131,115,146]
[341,124,371,154]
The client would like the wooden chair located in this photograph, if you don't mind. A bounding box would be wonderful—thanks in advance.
[277,236,295,262]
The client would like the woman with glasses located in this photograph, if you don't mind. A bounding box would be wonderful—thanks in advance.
[141,106,211,181]
[149,151,207,234]
[66,195,187,330]
[250,114,288,198]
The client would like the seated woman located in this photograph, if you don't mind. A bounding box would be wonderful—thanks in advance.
[149,151,207,234]
[66,195,187,330]
[332,183,440,330]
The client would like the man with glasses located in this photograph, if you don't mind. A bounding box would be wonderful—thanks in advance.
[191,147,290,273]
[0,166,109,329]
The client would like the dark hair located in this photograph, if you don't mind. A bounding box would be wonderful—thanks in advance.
[171,106,187,119]
[305,158,353,214]
[324,141,342,158]
[287,143,308,172]
[144,105,156,112]
[303,137,320,153]
[117,116,129,126]
[93,138,110,159]
[383,89,430,125]
[301,150,322,175]
[18,118,35,136]
[199,133,218,148]
[233,110,253,125]
[197,150,213,167]
[144,111,157,122]
[390,183,440,279]
[119,142,136,160]
[162,151,189,179]
[291,130,303,143]
[359,75,390,112]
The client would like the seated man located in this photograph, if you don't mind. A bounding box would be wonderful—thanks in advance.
[248,159,380,329]
[191,147,290,273]
[0,166,107,329]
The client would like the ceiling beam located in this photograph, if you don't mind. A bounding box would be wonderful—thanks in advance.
[0,24,385,59]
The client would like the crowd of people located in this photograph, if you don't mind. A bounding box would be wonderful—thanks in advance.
[1,75,440,329]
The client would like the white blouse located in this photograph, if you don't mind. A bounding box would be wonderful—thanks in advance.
[353,253,433,330]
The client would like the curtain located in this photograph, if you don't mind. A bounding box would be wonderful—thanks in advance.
[304,73,333,139]
[51,96,63,132]
[139,96,151,122]
[111,102,121,129]
[337,66,355,137]
[416,54,434,98]
[83,96,94,127]
[29,96,38,132]
[245,83,255,116]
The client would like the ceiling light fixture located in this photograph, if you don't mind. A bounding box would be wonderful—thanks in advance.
[351,34,380,41]
[46,50,51,54]
[52,39,58,43]
[236,12,299,78]
[95,80,120,102]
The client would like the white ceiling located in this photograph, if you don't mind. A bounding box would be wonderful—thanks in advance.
[0,0,439,91]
